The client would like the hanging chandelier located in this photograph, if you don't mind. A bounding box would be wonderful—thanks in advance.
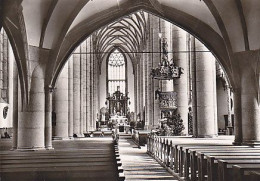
[151,38,183,80]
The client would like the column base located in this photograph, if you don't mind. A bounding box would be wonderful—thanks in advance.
[10,147,17,151]
[242,140,260,147]
[52,136,70,140]
[74,133,85,138]
[232,141,242,146]
[45,146,54,150]
[233,137,242,145]
[181,133,192,137]
[16,146,46,151]
[194,134,218,138]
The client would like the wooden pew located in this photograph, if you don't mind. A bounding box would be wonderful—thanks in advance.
[179,145,248,179]
[174,145,240,180]
[149,136,236,179]
[218,160,260,181]
[192,149,260,181]
[119,172,125,181]
[232,165,260,181]
[248,170,260,181]
[175,144,236,176]
[207,155,260,181]
[177,145,231,178]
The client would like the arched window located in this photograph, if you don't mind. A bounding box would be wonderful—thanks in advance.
[107,49,127,94]
[0,29,9,103]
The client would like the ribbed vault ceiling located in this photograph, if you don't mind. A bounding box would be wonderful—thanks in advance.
[92,11,148,62]
[2,0,260,100]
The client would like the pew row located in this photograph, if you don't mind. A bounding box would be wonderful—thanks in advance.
[147,134,260,181]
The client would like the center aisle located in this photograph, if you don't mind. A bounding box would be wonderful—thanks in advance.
[118,134,178,181]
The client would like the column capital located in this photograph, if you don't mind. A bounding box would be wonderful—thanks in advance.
[234,50,260,80]
[45,86,55,93]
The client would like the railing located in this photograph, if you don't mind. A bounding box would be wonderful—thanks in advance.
[112,131,119,145]
[132,130,149,147]
[147,134,175,173]
[147,134,260,181]
[147,134,173,166]
[132,130,140,148]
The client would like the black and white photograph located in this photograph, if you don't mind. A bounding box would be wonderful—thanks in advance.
[0,0,260,180]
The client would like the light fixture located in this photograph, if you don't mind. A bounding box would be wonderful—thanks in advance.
[151,38,183,80]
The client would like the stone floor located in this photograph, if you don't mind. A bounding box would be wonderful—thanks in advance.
[0,135,180,181]
[118,134,178,181]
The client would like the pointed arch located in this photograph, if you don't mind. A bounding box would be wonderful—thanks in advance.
[49,4,233,90]
[2,2,30,106]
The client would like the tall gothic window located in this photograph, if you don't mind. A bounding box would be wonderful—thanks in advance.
[107,49,126,94]
[0,29,9,103]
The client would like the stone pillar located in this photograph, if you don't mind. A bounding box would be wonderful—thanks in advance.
[173,26,189,135]
[135,63,139,119]
[233,88,242,145]
[145,37,153,129]
[68,57,73,138]
[82,41,87,133]
[86,38,91,131]
[161,20,173,93]
[226,85,233,135]
[93,53,98,130]
[53,63,69,139]
[212,61,218,135]
[45,86,53,149]
[241,72,260,145]
[144,49,149,127]
[191,37,198,136]
[89,38,94,131]
[140,55,144,122]
[80,44,84,135]
[12,59,18,149]
[134,65,138,120]
[136,55,142,121]
[73,47,81,136]
[152,16,160,126]
[193,39,217,138]
[147,19,154,129]
[95,57,100,124]
[235,50,260,146]
[18,64,46,150]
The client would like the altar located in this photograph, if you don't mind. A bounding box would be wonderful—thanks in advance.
[106,86,130,133]
[110,115,127,125]
[110,115,129,133]
[106,86,129,116]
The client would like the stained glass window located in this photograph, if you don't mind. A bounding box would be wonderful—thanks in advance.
[0,29,9,103]
[108,49,126,94]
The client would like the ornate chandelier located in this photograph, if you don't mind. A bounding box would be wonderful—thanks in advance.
[151,38,183,80]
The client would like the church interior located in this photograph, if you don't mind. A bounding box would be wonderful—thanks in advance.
[1,0,260,181]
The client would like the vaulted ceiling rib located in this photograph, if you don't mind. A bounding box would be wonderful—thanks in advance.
[92,11,148,63]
